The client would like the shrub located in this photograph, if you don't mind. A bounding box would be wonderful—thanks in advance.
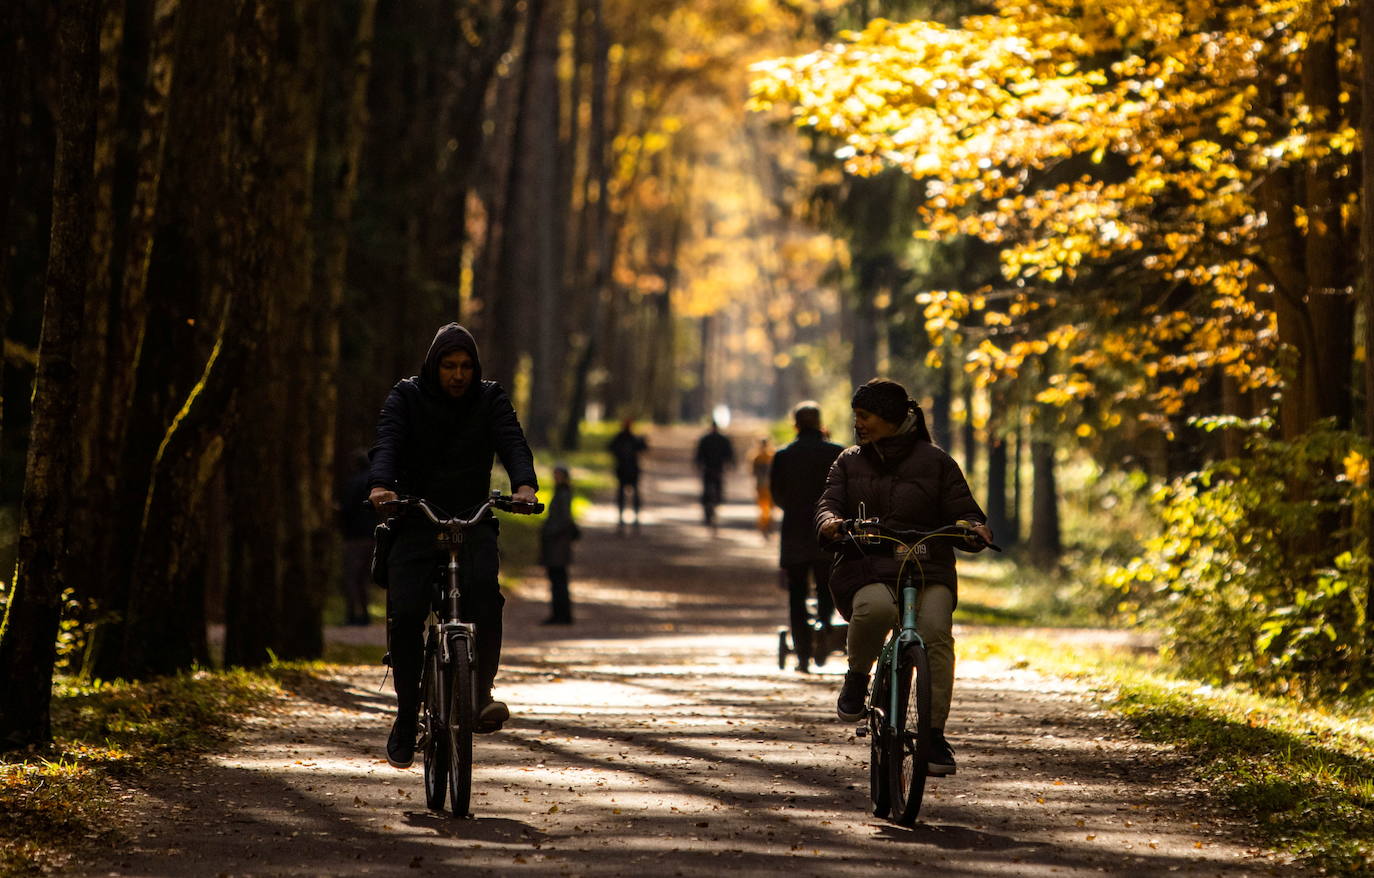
[1106,425,1372,696]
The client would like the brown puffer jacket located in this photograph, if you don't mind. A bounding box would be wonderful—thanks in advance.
[815,432,985,620]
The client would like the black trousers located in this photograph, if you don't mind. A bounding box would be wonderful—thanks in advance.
[784,558,834,663]
[342,538,372,625]
[616,477,641,523]
[387,532,503,714]
[546,565,572,621]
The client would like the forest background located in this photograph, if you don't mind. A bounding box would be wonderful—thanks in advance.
[2,0,1373,750]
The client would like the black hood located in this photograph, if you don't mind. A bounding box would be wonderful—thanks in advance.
[419,323,483,400]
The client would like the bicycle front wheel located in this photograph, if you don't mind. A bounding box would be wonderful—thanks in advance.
[421,632,448,812]
[887,643,932,826]
[868,669,891,818]
[446,637,475,817]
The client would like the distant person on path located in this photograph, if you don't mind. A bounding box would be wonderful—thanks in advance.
[816,378,992,777]
[338,449,376,626]
[694,421,736,528]
[770,402,843,673]
[751,437,775,536]
[607,418,648,533]
[368,323,539,769]
[539,465,580,625]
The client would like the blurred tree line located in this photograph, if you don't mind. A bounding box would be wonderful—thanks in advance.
[0,0,872,750]
[757,0,1374,693]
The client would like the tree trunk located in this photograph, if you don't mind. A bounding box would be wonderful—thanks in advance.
[559,0,611,449]
[1028,435,1060,569]
[1010,415,1023,545]
[314,0,377,632]
[85,0,235,680]
[960,373,977,482]
[985,430,1010,545]
[121,0,282,677]
[503,0,561,439]
[1360,0,1374,667]
[273,0,325,661]
[0,1,99,748]
[74,0,180,676]
[1302,18,1355,431]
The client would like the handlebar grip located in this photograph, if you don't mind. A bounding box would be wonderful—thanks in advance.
[493,499,544,514]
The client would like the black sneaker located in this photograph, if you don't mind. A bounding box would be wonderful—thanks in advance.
[386,712,417,768]
[928,729,957,776]
[836,670,869,722]
[476,698,510,733]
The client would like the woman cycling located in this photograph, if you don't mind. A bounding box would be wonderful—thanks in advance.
[816,378,993,777]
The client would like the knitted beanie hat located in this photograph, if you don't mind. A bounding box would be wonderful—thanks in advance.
[851,379,911,425]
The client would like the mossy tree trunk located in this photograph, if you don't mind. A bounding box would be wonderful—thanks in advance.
[0,1,99,749]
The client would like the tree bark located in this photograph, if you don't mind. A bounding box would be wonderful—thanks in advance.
[1028,434,1061,569]
[493,0,561,430]
[1360,0,1374,666]
[74,0,180,675]
[121,0,281,677]
[314,0,377,633]
[0,1,99,748]
[985,431,1010,545]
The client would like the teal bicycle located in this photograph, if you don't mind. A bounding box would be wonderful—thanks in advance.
[842,515,998,826]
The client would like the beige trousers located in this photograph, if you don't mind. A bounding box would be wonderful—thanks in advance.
[846,582,955,729]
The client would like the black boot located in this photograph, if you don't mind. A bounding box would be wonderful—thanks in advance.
[386,705,418,768]
[475,689,510,733]
[836,670,869,722]
[928,728,957,776]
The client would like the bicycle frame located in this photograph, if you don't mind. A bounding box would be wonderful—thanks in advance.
[877,574,925,730]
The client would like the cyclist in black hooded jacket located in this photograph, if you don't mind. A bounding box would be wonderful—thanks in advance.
[368,323,538,768]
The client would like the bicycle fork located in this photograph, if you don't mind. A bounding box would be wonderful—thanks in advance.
[884,584,925,728]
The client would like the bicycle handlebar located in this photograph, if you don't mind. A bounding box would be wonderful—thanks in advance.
[840,517,1002,552]
[376,492,544,526]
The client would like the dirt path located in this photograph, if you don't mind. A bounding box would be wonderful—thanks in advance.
[72,425,1284,877]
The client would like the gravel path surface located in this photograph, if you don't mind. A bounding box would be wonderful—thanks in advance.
[72,426,1284,877]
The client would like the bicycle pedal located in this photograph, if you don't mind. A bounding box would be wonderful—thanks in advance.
[855,725,868,738]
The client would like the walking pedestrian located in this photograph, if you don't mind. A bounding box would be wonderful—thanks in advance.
[608,418,648,533]
[770,402,843,672]
[751,437,775,536]
[540,465,580,625]
[694,421,736,529]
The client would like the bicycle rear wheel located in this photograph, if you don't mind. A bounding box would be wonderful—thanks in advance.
[421,633,448,812]
[446,637,475,817]
[887,643,932,826]
[868,668,891,818]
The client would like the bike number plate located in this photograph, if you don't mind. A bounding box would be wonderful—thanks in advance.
[894,543,928,561]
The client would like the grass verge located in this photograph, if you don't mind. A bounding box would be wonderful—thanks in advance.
[961,633,1374,874]
[0,667,300,877]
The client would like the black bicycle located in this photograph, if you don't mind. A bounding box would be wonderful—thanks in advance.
[382,491,542,818]
[841,516,998,826]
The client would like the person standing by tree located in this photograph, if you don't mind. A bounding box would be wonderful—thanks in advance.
[694,421,736,529]
[539,465,580,625]
[338,449,377,626]
[817,379,992,776]
[771,402,844,673]
[368,324,539,769]
[607,418,648,533]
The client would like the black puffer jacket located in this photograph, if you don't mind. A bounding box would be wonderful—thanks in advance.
[815,431,984,619]
[368,324,538,569]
